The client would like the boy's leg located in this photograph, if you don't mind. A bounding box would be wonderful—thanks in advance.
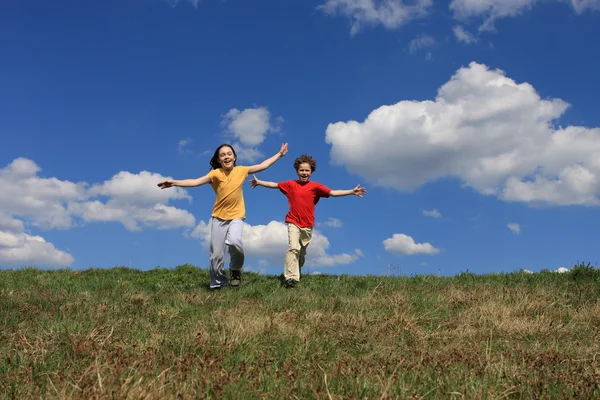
[284,223,302,282]
[209,218,229,288]
[298,227,313,273]
[226,218,244,286]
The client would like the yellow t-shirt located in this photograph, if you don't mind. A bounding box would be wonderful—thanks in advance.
[207,166,250,220]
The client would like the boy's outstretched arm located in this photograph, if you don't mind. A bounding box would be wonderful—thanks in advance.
[249,174,279,189]
[247,143,288,174]
[330,184,367,198]
[157,174,211,189]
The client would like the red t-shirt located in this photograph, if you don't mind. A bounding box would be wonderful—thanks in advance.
[278,180,332,228]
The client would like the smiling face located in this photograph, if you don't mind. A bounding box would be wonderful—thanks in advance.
[296,162,312,182]
[218,145,236,171]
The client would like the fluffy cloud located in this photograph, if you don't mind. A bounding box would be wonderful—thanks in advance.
[221,107,283,162]
[383,233,440,255]
[222,107,281,147]
[69,201,195,232]
[0,213,73,268]
[0,158,197,266]
[507,223,521,234]
[189,220,362,267]
[453,25,477,44]
[318,0,432,35]
[0,158,87,229]
[88,170,191,206]
[450,0,600,31]
[73,170,195,231]
[422,209,442,218]
[325,62,600,206]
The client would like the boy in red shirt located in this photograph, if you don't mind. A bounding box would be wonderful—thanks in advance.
[250,154,366,288]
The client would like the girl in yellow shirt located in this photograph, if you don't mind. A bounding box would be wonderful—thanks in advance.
[158,143,288,289]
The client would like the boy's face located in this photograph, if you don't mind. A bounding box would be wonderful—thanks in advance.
[296,162,312,182]
[218,146,236,171]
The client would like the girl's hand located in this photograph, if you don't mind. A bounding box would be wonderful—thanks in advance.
[353,184,367,197]
[249,175,260,188]
[157,180,175,189]
[279,143,288,157]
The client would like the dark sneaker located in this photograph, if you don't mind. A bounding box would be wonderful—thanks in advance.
[209,285,223,291]
[284,279,296,289]
[230,270,241,287]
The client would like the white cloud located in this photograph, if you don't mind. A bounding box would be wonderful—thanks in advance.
[70,201,195,232]
[325,62,600,207]
[408,34,435,53]
[423,209,442,218]
[0,158,197,266]
[320,217,344,228]
[222,107,281,147]
[88,170,191,206]
[0,158,87,229]
[0,213,73,268]
[507,222,521,234]
[383,233,441,255]
[555,267,570,273]
[1,159,195,232]
[0,232,74,268]
[189,220,362,267]
[0,212,24,233]
[221,107,283,162]
[73,170,196,231]
[450,0,600,31]
[178,138,193,154]
[318,0,432,36]
[231,143,264,163]
[453,25,477,44]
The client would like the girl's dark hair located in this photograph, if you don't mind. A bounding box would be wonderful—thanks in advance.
[210,144,237,170]
[294,154,317,172]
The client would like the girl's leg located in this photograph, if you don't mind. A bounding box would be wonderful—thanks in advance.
[226,218,245,271]
[209,217,229,288]
[284,223,302,282]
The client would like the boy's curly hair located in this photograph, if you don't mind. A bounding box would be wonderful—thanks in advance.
[293,154,317,172]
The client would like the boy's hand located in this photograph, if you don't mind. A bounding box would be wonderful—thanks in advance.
[279,143,288,157]
[353,184,367,197]
[157,180,175,189]
[249,175,260,188]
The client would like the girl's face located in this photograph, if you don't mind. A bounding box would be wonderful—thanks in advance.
[296,162,312,182]
[218,146,236,171]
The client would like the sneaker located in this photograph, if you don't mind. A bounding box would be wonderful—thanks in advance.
[284,279,296,289]
[230,270,241,287]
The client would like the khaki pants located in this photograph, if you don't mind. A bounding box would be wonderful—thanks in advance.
[284,223,313,282]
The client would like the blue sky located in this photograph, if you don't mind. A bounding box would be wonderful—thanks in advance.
[1,0,599,276]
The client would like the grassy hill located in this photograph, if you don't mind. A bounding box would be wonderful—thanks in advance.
[1,264,599,399]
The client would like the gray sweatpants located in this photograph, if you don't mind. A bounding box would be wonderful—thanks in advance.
[209,217,244,288]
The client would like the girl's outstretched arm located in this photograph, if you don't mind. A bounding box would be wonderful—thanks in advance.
[157,174,211,189]
[247,143,288,174]
[249,174,278,189]
[330,184,367,198]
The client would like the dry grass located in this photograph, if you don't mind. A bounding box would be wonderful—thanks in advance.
[1,264,599,399]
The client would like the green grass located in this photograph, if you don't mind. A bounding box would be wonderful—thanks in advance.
[1,263,600,399]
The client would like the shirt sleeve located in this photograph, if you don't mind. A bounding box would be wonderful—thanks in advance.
[315,183,332,198]
[278,180,290,195]
[237,166,250,179]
